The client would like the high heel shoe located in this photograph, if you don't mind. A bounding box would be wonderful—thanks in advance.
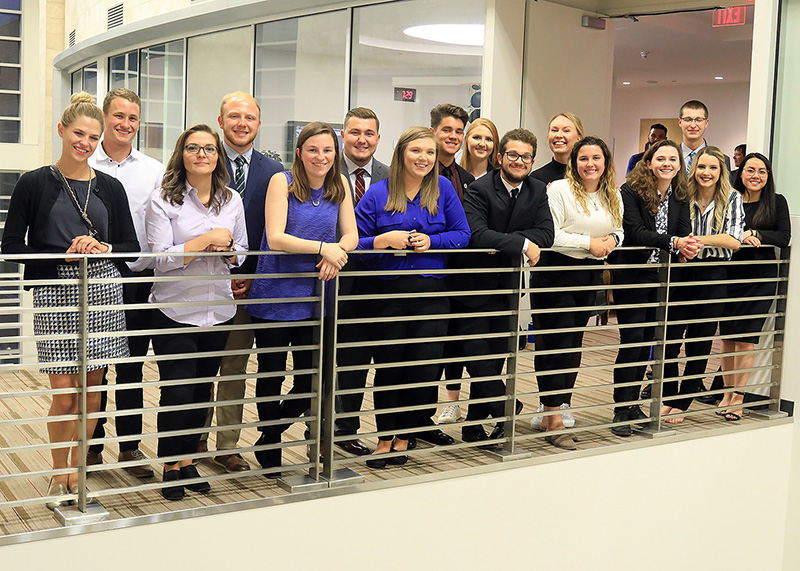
[45,481,69,510]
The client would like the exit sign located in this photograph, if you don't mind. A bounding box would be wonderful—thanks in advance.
[712,6,747,27]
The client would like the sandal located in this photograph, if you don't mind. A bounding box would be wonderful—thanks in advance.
[723,412,741,422]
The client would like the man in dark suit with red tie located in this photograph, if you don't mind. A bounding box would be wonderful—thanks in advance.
[459,128,554,442]
[335,107,389,456]
[201,91,282,472]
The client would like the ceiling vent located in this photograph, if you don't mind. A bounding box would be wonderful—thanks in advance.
[108,3,124,29]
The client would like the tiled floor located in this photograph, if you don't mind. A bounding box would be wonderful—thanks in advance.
[0,314,769,538]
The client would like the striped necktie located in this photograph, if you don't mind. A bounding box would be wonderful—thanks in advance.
[234,155,246,197]
[354,168,367,204]
[686,150,696,175]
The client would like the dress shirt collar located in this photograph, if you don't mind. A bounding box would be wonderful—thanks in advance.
[682,140,707,159]
[223,140,253,165]
[344,154,373,176]
[499,173,521,196]
[95,137,139,166]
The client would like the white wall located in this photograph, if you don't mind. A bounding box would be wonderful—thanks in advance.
[610,82,750,186]
[523,1,615,151]
[2,422,793,570]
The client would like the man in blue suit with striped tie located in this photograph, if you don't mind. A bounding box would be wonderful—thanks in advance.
[200,91,282,472]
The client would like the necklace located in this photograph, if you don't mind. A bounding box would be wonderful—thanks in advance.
[53,162,96,236]
[588,191,599,211]
[312,198,320,207]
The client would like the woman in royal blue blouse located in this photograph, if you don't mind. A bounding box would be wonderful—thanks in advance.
[355,126,470,468]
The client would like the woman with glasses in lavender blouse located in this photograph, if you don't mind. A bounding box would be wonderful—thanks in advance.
[146,124,247,501]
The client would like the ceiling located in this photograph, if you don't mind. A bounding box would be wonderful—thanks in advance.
[612,7,754,87]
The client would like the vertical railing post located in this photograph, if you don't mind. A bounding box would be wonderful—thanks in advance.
[636,250,675,437]
[769,247,790,414]
[500,259,524,456]
[320,275,338,480]
[77,256,89,512]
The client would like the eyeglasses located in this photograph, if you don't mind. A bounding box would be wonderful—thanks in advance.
[680,117,707,124]
[184,144,218,155]
[504,151,534,164]
[743,167,768,177]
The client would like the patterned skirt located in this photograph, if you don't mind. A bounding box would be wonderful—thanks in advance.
[32,260,129,374]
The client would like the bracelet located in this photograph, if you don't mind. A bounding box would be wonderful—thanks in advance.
[227,238,234,248]
[318,241,323,255]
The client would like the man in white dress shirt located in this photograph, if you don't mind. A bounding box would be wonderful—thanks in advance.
[87,88,166,478]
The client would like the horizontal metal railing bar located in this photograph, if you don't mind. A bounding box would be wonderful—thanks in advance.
[339,287,518,302]
[335,330,514,350]
[334,394,516,421]
[335,350,513,374]
[333,372,514,397]
[335,309,516,327]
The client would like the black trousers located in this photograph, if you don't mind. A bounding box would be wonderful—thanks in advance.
[334,274,372,436]
[367,276,449,441]
[252,317,316,438]
[91,279,154,454]
[457,296,513,423]
[663,261,727,411]
[152,310,232,461]
[533,254,602,408]
[612,268,659,412]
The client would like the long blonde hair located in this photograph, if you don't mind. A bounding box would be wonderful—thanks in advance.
[566,136,622,227]
[386,127,440,215]
[459,118,500,173]
[687,146,733,233]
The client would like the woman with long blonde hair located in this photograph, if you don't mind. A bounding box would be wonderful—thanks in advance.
[355,126,470,468]
[661,146,743,423]
[531,112,584,185]
[459,118,500,179]
[531,136,623,449]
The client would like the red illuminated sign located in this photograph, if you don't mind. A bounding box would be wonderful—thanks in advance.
[712,6,747,27]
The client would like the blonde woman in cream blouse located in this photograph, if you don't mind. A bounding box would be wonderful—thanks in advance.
[531,136,623,450]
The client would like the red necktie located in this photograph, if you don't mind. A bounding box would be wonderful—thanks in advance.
[354,168,367,204]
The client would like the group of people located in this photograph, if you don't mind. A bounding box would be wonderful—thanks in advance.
[2,90,789,505]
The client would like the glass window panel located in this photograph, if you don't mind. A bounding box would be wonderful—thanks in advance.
[0,92,19,116]
[186,27,250,128]
[140,39,185,163]
[109,50,138,91]
[0,13,20,37]
[0,39,20,64]
[71,69,81,94]
[255,12,347,166]
[351,0,485,165]
[0,65,19,90]
[82,62,97,99]
[0,118,19,142]
[0,0,21,10]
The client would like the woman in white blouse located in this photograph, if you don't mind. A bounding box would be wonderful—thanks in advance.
[146,124,247,500]
[532,136,623,449]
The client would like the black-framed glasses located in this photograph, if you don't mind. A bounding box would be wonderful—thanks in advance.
[680,117,707,123]
[184,144,218,155]
[504,151,533,164]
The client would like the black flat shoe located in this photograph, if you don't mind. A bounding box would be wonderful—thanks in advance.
[417,429,455,446]
[387,450,408,465]
[161,469,184,501]
[462,426,489,443]
[366,457,387,469]
[180,465,211,494]
[488,425,505,440]
[610,410,632,437]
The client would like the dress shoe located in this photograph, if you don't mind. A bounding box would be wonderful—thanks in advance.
[365,456,387,469]
[161,469,184,501]
[640,384,652,400]
[488,425,505,440]
[628,405,649,425]
[86,451,103,466]
[119,449,155,478]
[417,429,455,446]
[180,464,211,494]
[387,447,408,465]
[462,425,489,443]
[214,453,250,473]
[610,410,632,437]
[254,432,282,471]
[45,483,70,510]
[544,433,577,450]
[407,437,417,450]
[336,438,371,456]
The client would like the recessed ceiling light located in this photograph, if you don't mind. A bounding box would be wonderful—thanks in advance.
[715,76,724,80]
[403,24,485,46]
[622,81,631,85]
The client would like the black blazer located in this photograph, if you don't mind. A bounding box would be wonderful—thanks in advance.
[224,149,283,274]
[457,171,554,305]
[612,181,691,276]
[2,166,139,284]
